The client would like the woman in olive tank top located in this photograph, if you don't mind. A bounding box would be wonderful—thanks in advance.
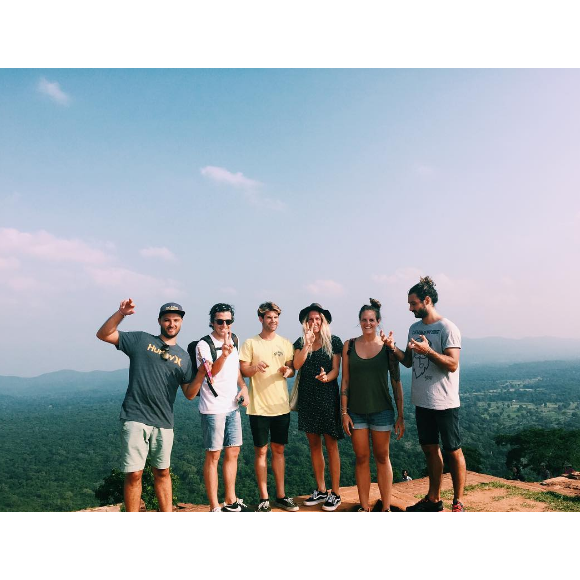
[340,299,405,512]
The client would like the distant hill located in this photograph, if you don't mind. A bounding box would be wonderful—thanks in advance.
[1,336,578,396]
[461,337,580,366]
[0,369,128,398]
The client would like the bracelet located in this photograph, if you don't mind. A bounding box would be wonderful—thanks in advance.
[341,410,348,416]
[118,309,126,318]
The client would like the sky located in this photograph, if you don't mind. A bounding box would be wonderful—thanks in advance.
[1,68,580,376]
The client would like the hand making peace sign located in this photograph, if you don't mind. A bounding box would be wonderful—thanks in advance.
[221,329,234,358]
[304,322,315,348]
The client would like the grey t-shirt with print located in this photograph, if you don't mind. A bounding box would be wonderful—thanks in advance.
[407,318,461,410]
[117,331,194,429]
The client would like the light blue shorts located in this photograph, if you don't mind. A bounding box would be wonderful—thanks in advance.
[201,409,243,451]
[120,420,174,473]
[349,409,395,432]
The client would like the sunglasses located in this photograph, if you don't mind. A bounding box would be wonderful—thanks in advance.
[159,343,170,360]
[214,319,234,326]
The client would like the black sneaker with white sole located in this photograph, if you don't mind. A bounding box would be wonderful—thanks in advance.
[257,499,271,512]
[222,498,253,512]
[303,490,328,506]
[275,496,300,511]
[321,491,341,511]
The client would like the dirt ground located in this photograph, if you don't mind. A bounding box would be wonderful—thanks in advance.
[82,470,580,512]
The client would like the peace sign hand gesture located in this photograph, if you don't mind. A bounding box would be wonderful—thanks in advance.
[304,322,315,348]
[221,329,234,358]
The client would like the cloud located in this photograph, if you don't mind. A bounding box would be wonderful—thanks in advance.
[0,257,20,270]
[373,267,518,310]
[200,165,286,211]
[0,228,111,265]
[37,77,71,106]
[304,279,345,297]
[201,166,261,189]
[372,267,423,286]
[6,276,37,291]
[140,246,178,262]
[86,267,183,298]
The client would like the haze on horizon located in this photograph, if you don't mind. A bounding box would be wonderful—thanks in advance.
[1,69,579,377]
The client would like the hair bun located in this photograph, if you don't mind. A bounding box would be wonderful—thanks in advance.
[420,276,435,288]
[369,298,382,309]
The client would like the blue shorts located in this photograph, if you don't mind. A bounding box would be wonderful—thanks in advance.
[349,409,395,432]
[201,409,243,451]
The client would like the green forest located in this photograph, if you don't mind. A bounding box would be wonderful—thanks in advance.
[1,359,579,511]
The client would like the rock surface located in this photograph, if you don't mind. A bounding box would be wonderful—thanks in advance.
[80,470,580,512]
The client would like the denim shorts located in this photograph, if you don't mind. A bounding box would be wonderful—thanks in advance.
[120,420,174,473]
[349,409,395,432]
[201,409,243,451]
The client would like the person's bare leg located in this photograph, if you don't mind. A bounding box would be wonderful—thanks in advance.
[371,430,392,510]
[254,445,269,499]
[152,467,173,512]
[124,470,143,512]
[352,429,371,510]
[203,450,222,510]
[270,442,286,498]
[446,448,466,503]
[324,434,340,495]
[223,446,240,505]
[306,433,326,492]
[422,444,443,502]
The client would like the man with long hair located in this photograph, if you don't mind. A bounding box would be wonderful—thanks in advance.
[384,277,466,512]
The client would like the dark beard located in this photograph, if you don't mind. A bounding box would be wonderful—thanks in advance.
[160,327,179,339]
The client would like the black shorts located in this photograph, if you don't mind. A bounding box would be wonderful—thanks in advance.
[249,413,291,448]
[415,406,461,452]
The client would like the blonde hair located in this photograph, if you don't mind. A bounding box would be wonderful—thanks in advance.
[302,311,333,359]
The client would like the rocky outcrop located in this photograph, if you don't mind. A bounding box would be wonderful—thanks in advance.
[80,470,580,512]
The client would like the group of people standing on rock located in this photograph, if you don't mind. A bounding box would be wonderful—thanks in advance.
[96,276,467,513]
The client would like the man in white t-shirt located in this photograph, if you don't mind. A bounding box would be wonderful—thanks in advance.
[185,303,249,512]
[384,276,466,512]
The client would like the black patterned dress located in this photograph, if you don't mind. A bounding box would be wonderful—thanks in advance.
[293,335,344,440]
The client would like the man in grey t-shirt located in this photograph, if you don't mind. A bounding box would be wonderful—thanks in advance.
[97,299,195,512]
[383,276,466,512]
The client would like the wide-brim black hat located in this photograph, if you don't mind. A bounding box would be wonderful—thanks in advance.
[298,303,332,324]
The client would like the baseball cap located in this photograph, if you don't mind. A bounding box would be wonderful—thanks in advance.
[159,302,185,318]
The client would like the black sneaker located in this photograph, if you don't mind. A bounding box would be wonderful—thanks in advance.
[303,489,328,506]
[257,499,271,512]
[275,496,299,512]
[222,498,253,512]
[321,491,341,511]
[406,496,444,512]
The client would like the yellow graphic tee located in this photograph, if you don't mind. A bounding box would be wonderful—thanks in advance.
[239,334,294,416]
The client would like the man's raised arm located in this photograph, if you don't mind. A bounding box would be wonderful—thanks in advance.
[96,298,135,346]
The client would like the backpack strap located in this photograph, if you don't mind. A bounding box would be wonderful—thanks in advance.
[197,335,219,398]
[199,335,219,362]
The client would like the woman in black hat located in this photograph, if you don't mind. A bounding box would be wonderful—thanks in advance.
[293,303,344,511]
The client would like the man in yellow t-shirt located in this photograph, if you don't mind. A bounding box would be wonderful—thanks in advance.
[239,301,296,512]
